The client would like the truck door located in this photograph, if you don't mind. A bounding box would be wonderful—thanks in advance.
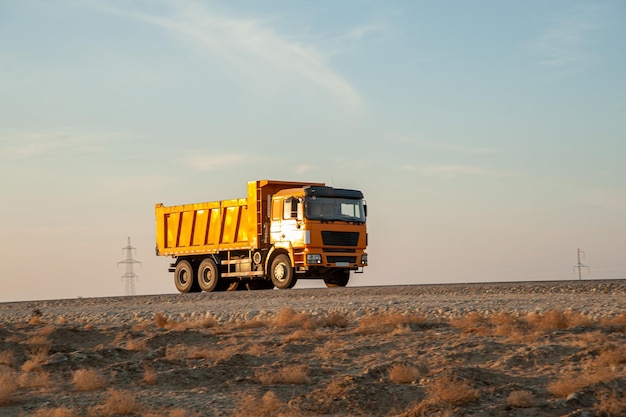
[269,197,304,246]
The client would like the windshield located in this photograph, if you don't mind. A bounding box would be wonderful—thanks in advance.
[305,197,365,222]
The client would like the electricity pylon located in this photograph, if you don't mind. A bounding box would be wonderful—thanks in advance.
[573,248,590,281]
[118,237,141,295]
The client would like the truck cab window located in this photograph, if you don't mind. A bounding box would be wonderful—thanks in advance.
[272,199,281,221]
[283,198,298,219]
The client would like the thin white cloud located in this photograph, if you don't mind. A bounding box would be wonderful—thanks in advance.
[579,189,626,210]
[0,128,116,159]
[525,4,604,72]
[403,164,515,178]
[345,24,384,41]
[424,140,497,155]
[185,153,254,172]
[98,1,361,107]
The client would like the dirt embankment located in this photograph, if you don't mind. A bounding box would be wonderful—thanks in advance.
[1,280,626,416]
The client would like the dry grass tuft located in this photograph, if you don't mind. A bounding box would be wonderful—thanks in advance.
[125,338,148,351]
[449,312,487,334]
[0,370,18,405]
[389,364,421,384]
[507,390,534,408]
[427,376,480,406]
[256,365,309,385]
[548,368,617,398]
[0,350,13,366]
[21,350,48,373]
[72,369,107,391]
[25,335,52,353]
[25,407,79,417]
[595,345,626,367]
[594,388,626,416]
[284,328,321,342]
[526,309,592,332]
[356,311,425,334]
[273,308,311,328]
[143,366,158,384]
[154,313,217,331]
[317,311,351,328]
[235,317,270,329]
[18,370,50,389]
[233,391,299,417]
[100,389,141,415]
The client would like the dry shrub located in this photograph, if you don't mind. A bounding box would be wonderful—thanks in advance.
[29,315,44,325]
[72,369,107,391]
[284,329,321,342]
[143,366,158,384]
[155,313,217,331]
[25,335,52,353]
[594,388,626,416]
[25,407,78,417]
[389,364,421,384]
[427,376,479,406]
[125,338,148,351]
[490,312,527,338]
[595,345,626,367]
[0,350,13,366]
[314,340,346,361]
[601,313,626,330]
[548,368,617,398]
[18,370,50,388]
[317,311,351,328]
[256,365,309,385]
[526,309,592,332]
[22,350,48,373]
[154,312,169,328]
[165,345,188,361]
[449,312,487,334]
[394,400,455,417]
[273,308,311,328]
[356,311,425,334]
[507,390,534,408]
[0,370,17,405]
[100,389,141,415]
[236,317,270,329]
[233,391,298,417]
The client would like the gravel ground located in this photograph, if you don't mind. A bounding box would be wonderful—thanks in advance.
[2,279,626,417]
[2,279,625,324]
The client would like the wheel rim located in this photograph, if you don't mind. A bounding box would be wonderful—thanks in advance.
[273,264,286,282]
[178,270,189,285]
[201,268,213,286]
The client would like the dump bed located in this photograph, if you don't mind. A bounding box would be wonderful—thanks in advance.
[155,180,322,257]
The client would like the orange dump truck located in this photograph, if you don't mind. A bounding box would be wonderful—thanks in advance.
[155,180,368,292]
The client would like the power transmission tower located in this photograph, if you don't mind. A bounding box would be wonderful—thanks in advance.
[573,248,590,281]
[118,237,141,295]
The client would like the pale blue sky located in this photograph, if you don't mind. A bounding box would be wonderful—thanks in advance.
[1,1,625,302]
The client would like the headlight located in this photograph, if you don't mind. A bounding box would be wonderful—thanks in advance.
[361,254,368,265]
[306,254,322,264]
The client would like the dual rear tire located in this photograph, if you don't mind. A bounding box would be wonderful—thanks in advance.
[174,254,299,293]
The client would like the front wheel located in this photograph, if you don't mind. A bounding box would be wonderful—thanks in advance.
[270,254,296,289]
[324,270,350,287]
[197,258,219,292]
[174,260,196,293]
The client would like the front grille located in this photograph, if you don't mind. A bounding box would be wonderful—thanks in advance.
[321,231,359,247]
[327,256,357,263]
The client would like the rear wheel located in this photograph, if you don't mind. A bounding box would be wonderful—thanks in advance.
[174,260,196,293]
[324,270,350,287]
[198,258,219,292]
[270,254,296,289]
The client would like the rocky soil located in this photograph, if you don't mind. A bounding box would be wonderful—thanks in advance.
[1,280,626,416]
